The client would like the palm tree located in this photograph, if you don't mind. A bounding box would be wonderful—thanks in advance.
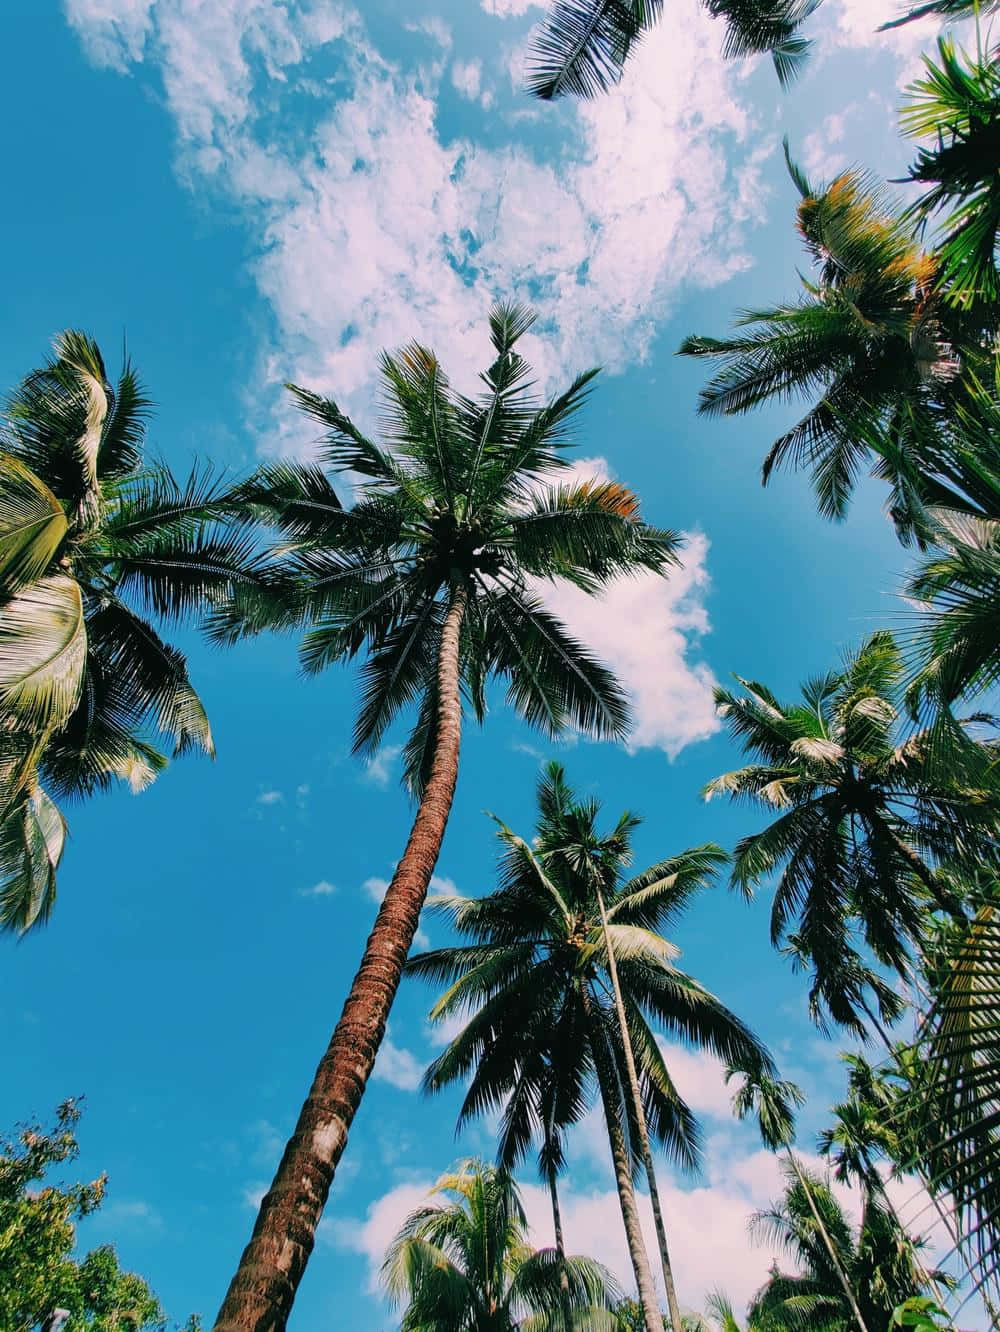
[526,0,821,101]
[704,631,998,1034]
[0,331,252,932]
[408,762,777,1332]
[901,36,1000,313]
[729,1070,872,1332]
[678,153,976,541]
[210,305,681,1332]
[381,1159,620,1331]
[748,1165,934,1331]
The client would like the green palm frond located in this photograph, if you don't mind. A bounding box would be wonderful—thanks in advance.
[901,37,1000,312]
[527,0,819,101]
[0,455,67,591]
[0,574,86,732]
[0,784,66,933]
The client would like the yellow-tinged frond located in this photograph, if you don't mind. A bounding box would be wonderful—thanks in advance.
[0,575,86,732]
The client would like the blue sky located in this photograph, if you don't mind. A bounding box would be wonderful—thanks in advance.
[1,1,984,1328]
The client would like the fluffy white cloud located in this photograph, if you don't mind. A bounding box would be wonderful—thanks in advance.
[363,746,402,790]
[541,457,719,758]
[451,58,482,99]
[300,879,337,897]
[65,0,769,410]
[372,1036,425,1092]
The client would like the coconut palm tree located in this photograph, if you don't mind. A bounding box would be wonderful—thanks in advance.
[0,331,253,932]
[704,631,1000,1035]
[407,762,777,1332]
[210,305,681,1332]
[381,1159,620,1331]
[748,1165,935,1331]
[729,1070,872,1332]
[526,0,822,101]
[901,35,1000,313]
[678,153,977,541]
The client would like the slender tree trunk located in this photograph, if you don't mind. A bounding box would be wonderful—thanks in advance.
[593,884,683,1332]
[582,987,663,1332]
[213,584,468,1332]
[547,1161,575,1332]
[784,1148,870,1332]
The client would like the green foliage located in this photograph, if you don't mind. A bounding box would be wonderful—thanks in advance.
[748,1165,935,1331]
[902,37,1000,313]
[382,1159,621,1330]
[705,631,998,1034]
[218,304,678,796]
[0,333,257,932]
[890,1297,952,1329]
[0,1100,176,1331]
[409,763,775,1186]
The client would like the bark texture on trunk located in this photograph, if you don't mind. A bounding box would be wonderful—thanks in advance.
[213,585,468,1332]
[594,884,683,1332]
[785,1149,870,1332]
[584,988,663,1332]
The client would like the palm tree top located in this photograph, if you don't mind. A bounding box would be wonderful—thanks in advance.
[382,1157,621,1330]
[0,331,255,931]
[217,303,681,793]
[409,762,776,1174]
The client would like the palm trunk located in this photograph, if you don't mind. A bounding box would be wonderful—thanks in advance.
[785,1148,870,1332]
[582,986,663,1332]
[213,583,468,1332]
[547,1161,575,1332]
[593,884,683,1332]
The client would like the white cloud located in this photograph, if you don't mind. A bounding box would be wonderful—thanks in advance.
[656,1040,734,1119]
[802,107,851,182]
[541,457,719,758]
[63,0,155,70]
[242,1182,267,1210]
[451,58,482,100]
[372,1035,425,1092]
[256,789,283,805]
[65,0,770,416]
[300,879,337,897]
[363,745,402,789]
[481,0,544,14]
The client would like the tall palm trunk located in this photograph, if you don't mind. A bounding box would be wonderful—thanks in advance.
[784,1148,870,1332]
[594,883,683,1332]
[213,584,468,1332]
[582,986,663,1332]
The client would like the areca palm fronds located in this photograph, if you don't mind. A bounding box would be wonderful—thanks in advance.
[526,0,822,101]
[748,1165,935,1331]
[408,762,776,1332]
[705,631,999,1035]
[212,306,680,1332]
[901,37,1000,314]
[679,156,974,540]
[382,1159,620,1331]
[0,332,253,932]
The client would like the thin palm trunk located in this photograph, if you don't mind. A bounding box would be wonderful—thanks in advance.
[784,1148,870,1332]
[594,883,683,1332]
[213,584,468,1332]
[582,985,663,1332]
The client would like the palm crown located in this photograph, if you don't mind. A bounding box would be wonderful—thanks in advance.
[679,156,976,540]
[748,1165,933,1331]
[409,762,775,1176]
[0,332,253,931]
[217,303,678,788]
[705,632,999,1033]
[382,1159,621,1331]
